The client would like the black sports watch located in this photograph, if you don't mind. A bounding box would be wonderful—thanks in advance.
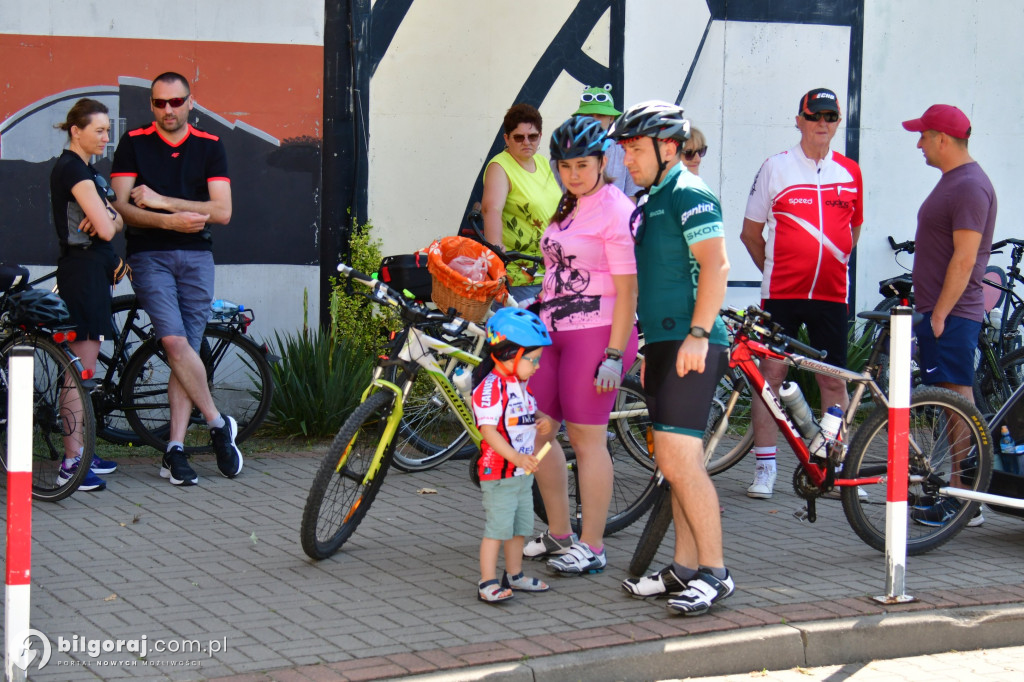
[688,326,710,339]
[604,347,623,360]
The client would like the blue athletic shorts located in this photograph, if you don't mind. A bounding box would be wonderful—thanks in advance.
[128,250,214,352]
[915,312,980,387]
[480,475,534,540]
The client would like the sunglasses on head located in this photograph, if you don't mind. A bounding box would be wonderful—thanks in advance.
[152,97,188,109]
[580,92,611,103]
[510,132,541,144]
[683,145,708,160]
[802,111,839,123]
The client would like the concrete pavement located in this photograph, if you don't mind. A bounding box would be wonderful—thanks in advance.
[2,445,1023,681]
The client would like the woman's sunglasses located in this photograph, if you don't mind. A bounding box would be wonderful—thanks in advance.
[95,175,115,200]
[510,132,541,144]
[683,146,708,160]
[802,111,840,123]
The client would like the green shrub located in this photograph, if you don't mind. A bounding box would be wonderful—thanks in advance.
[329,219,401,357]
[267,327,375,438]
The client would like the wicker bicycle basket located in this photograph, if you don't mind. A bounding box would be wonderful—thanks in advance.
[427,236,507,322]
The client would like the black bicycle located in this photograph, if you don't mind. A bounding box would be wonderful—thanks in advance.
[0,266,95,501]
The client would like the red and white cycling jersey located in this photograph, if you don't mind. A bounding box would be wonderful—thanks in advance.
[472,371,538,482]
[745,145,863,303]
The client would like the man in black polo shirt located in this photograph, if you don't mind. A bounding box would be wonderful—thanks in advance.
[111,71,242,486]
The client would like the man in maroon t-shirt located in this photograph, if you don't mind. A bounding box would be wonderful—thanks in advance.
[903,104,996,528]
[903,105,996,396]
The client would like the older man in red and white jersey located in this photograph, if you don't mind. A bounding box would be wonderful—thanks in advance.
[739,87,863,499]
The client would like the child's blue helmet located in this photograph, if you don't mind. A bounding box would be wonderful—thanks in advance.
[486,307,551,350]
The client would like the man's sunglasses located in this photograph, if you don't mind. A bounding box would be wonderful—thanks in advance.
[802,111,839,123]
[510,132,541,144]
[152,97,188,109]
[683,146,708,160]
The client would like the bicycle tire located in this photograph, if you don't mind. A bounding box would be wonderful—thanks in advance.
[840,386,993,555]
[704,369,755,475]
[300,390,395,559]
[611,377,656,470]
[121,327,273,453]
[999,300,1024,356]
[95,295,154,445]
[387,358,476,473]
[0,336,96,502]
[628,483,673,576]
[531,426,660,536]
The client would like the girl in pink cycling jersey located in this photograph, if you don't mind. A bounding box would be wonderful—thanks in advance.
[525,116,639,575]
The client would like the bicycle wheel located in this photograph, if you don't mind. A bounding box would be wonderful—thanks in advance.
[1000,301,1024,356]
[628,482,673,576]
[388,356,476,473]
[532,426,660,536]
[300,390,395,559]
[121,327,272,453]
[841,386,993,555]
[704,368,754,475]
[94,295,153,445]
[0,337,96,502]
[611,377,655,469]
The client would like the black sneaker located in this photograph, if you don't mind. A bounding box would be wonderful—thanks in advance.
[210,415,243,478]
[161,446,198,486]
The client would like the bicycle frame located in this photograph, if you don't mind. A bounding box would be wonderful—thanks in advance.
[349,322,486,480]
[729,329,888,492]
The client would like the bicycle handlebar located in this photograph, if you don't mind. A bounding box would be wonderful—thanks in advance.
[465,210,544,267]
[337,263,486,338]
[887,236,915,254]
[720,305,828,360]
[992,237,1024,250]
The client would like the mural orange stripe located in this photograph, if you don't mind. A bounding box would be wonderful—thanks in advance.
[0,35,323,141]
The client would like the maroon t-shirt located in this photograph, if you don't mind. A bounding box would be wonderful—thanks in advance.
[912,162,997,322]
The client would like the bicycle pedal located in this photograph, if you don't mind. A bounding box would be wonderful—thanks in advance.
[794,506,810,522]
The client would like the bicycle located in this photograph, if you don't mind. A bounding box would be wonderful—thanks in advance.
[300,264,658,559]
[873,237,1016,417]
[628,304,993,575]
[0,266,96,502]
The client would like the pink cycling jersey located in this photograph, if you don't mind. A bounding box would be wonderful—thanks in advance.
[745,144,863,303]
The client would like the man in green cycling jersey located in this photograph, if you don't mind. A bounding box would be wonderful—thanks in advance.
[608,101,734,616]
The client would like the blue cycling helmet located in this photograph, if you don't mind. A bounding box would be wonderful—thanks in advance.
[486,307,551,351]
[549,115,612,161]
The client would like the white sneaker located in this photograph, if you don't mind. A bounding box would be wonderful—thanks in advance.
[747,462,777,499]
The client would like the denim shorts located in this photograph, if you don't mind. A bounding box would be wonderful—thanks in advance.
[480,475,535,540]
[128,250,214,352]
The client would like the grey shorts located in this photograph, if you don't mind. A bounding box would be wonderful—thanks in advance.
[128,250,214,352]
[480,475,535,540]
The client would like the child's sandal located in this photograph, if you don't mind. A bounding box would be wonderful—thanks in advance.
[478,579,514,603]
[504,570,550,592]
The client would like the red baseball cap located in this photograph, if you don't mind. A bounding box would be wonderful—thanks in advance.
[902,104,971,139]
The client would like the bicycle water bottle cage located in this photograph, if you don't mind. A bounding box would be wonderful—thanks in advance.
[879,274,912,300]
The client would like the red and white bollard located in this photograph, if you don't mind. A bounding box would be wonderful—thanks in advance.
[874,307,916,604]
[5,347,34,680]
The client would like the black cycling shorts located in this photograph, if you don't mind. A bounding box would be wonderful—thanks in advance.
[762,299,848,367]
[643,341,729,438]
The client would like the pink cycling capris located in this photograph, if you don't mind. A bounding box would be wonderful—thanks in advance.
[529,324,639,425]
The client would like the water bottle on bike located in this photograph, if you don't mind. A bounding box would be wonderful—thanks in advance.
[810,405,844,462]
[211,298,244,321]
[778,381,819,438]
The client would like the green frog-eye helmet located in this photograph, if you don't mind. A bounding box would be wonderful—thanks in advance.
[549,115,612,161]
[486,307,551,357]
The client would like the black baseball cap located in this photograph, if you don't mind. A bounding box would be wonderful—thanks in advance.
[799,88,841,115]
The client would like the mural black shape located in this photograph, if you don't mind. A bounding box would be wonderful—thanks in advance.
[0,82,319,267]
